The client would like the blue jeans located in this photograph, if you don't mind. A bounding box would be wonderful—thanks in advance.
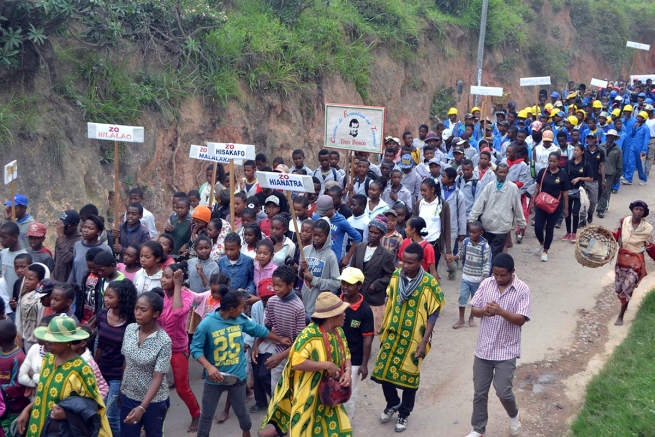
[105,379,121,437]
[459,279,480,307]
[120,394,169,437]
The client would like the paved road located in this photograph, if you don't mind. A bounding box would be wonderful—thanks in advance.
[163,182,655,436]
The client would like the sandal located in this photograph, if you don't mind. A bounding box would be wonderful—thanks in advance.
[250,404,266,413]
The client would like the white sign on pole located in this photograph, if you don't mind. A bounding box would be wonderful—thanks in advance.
[519,76,551,86]
[4,161,17,185]
[205,142,256,160]
[626,41,651,51]
[630,74,655,83]
[590,78,608,88]
[189,145,244,165]
[470,86,504,97]
[256,171,315,193]
[324,104,385,153]
[87,123,145,143]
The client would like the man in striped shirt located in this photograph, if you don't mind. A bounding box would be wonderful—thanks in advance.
[465,253,531,437]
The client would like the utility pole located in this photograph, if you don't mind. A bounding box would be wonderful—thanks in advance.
[474,0,489,107]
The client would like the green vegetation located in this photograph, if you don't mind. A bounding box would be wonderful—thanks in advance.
[431,87,456,121]
[0,0,649,123]
[0,95,40,144]
[571,290,655,436]
[527,46,570,87]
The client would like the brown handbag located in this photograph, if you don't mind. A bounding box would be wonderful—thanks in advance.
[534,168,561,214]
[317,326,351,406]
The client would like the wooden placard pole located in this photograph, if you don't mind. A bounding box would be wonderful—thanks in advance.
[10,179,15,221]
[286,190,306,263]
[86,123,145,231]
[229,159,235,231]
[350,151,356,185]
[113,140,119,231]
[209,164,219,208]
[344,151,350,187]
[534,87,539,115]
[480,98,486,139]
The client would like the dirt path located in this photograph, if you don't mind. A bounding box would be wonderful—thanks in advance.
[164,183,655,436]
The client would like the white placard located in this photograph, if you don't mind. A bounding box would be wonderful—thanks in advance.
[256,171,315,193]
[630,74,655,83]
[205,142,256,160]
[324,104,385,153]
[590,78,608,88]
[189,145,243,165]
[4,160,17,185]
[519,76,551,86]
[626,41,650,51]
[87,123,144,143]
[470,86,504,97]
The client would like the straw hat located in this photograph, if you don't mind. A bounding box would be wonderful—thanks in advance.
[34,315,89,343]
[311,293,350,319]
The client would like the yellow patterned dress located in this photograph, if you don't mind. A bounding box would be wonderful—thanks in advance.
[372,269,445,389]
[261,323,352,437]
[26,354,111,437]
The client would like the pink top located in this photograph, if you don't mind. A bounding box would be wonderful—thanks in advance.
[254,261,277,290]
[116,263,138,282]
[192,291,221,319]
[161,257,175,269]
[159,287,193,353]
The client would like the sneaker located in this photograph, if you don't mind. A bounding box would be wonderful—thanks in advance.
[598,211,605,218]
[380,403,401,423]
[555,219,562,228]
[541,252,548,262]
[395,416,408,432]
[509,411,522,436]
[516,232,523,244]
[621,177,632,185]
[571,233,577,243]
[561,233,571,241]
[612,189,618,194]
[639,180,648,186]
[587,214,593,224]
[465,432,484,437]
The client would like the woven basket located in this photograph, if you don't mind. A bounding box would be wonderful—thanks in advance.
[574,225,618,268]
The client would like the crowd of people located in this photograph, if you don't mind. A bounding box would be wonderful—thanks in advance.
[0,78,653,437]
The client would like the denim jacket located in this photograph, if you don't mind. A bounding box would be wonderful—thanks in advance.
[217,253,255,294]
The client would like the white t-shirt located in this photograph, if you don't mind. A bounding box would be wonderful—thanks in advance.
[646,118,655,137]
[364,245,376,262]
[417,198,442,243]
[534,143,557,175]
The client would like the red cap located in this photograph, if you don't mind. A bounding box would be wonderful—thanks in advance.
[258,278,275,299]
[27,222,46,237]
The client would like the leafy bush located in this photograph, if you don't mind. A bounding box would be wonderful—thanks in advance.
[431,87,456,121]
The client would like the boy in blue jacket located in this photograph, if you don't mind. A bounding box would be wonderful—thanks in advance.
[312,195,361,261]
[191,286,290,437]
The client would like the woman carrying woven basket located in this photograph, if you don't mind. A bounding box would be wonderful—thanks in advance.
[612,200,655,326]
[259,292,353,437]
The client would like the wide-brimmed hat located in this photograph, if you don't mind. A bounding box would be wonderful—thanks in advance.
[629,200,649,217]
[311,292,350,319]
[34,315,89,343]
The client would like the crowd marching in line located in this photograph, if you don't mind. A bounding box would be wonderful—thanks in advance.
[0,78,654,437]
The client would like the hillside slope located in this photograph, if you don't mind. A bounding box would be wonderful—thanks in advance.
[0,0,653,225]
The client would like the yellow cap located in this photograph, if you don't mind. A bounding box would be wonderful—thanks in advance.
[611,108,621,117]
[576,109,586,118]
[593,100,602,108]
[567,91,578,99]
[517,110,528,119]
[531,106,539,115]
[545,103,554,111]
[448,107,458,115]
[638,111,649,120]
[566,116,579,126]
[471,107,481,113]
[337,267,365,284]
[624,104,633,112]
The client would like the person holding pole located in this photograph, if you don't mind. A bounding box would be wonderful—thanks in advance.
[3,194,35,250]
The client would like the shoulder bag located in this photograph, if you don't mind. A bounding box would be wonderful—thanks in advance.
[534,168,561,214]
[318,326,351,406]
